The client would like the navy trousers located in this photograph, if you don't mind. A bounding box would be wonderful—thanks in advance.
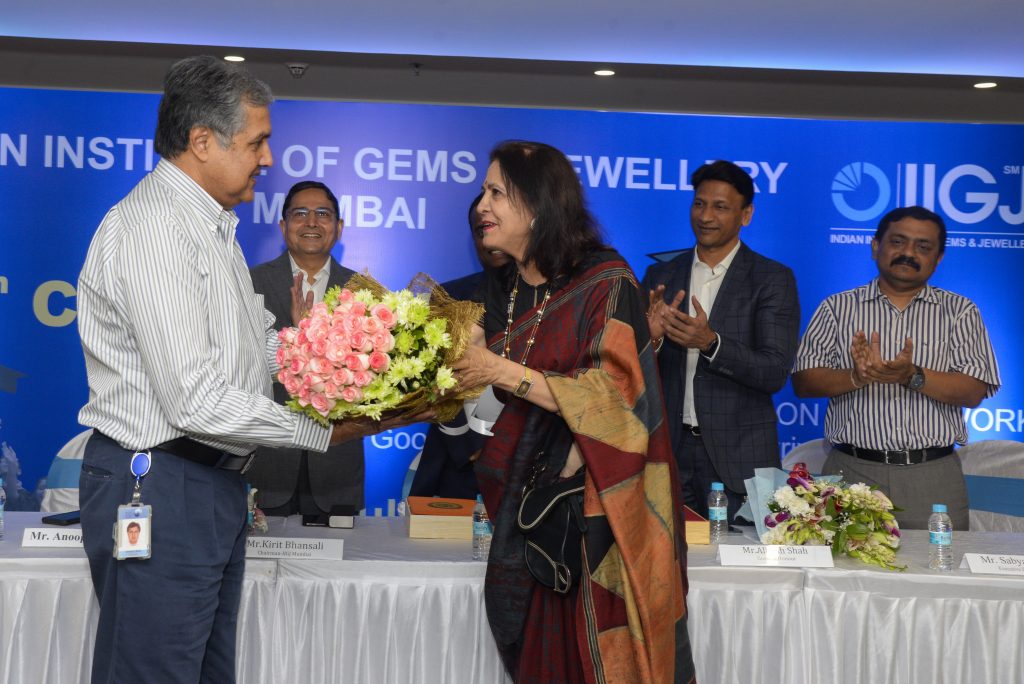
[80,432,248,684]
[677,430,746,522]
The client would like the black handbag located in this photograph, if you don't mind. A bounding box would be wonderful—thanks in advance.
[517,463,587,594]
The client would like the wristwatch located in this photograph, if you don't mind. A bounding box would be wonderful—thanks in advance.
[700,335,720,358]
[907,365,925,391]
[513,367,534,398]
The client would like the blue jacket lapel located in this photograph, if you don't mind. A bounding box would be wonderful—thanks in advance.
[669,249,696,312]
[708,243,752,330]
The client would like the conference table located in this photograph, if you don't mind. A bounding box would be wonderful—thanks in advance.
[1,512,1022,683]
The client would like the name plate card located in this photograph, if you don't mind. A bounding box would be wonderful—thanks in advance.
[960,553,1024,576]
[22,528,84,548]
[245,536,344,560]
[719,544,834,568]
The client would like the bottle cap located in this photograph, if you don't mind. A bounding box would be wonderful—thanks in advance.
[932,503,947,513]
[476,494,483,503]
[711,482,724,491]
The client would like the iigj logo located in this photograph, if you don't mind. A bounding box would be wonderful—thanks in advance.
[832,161,1024,226]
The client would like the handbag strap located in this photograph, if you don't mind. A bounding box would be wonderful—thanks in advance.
[517,471,585,531]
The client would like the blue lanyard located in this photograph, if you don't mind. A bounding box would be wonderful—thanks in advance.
[129,451,152,504]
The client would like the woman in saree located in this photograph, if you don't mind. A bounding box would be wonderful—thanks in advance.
[452,140,696,683]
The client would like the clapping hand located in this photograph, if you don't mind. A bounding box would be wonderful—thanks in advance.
[651,288,716,351]
[646,285,674,341]
[851,331,914,385]
[289,273,315,327]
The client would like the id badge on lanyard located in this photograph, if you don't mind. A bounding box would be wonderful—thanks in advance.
[113,451,153,560]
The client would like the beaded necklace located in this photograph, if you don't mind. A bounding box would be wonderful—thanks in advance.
[502,272,552,365]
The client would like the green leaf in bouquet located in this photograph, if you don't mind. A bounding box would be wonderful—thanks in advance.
[846,522,869,541]
[831,529,847,556]
[820,519,839,533]
[825,497,839,518]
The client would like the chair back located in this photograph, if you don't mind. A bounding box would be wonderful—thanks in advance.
[958,440,1024,532]
[780,438,829,476]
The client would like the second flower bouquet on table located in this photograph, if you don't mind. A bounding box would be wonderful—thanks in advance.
[744,463,906,571]
[275,272,483,424]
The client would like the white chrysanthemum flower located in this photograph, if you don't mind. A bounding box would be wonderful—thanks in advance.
[774,486,813,517]
[353,289,377,307]
[847,483,872,497]
[435,366,456,391]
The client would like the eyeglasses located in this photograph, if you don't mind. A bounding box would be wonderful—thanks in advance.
[286,207,336,222]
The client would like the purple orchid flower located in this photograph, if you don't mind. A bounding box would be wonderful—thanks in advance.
[787,474,813,490]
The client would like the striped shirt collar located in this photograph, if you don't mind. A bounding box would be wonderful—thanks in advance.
[861,277,939,306]
[151,158,239,235]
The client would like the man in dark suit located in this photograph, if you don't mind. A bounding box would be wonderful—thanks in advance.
[642,161,800,520]
[409,193,509,499]
[247,180,365,514]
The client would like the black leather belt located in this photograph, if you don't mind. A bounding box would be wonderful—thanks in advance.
[682,423,702,437]
[834,443,954,466]
[155,437,255,473]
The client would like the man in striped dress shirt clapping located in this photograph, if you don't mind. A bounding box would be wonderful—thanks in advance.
[792,206,1000,529]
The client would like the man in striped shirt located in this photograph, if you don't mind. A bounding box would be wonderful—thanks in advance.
[76,56,379,683]
[793,206,1000,529]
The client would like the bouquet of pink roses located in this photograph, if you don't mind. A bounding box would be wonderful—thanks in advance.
[275,272,481,424]
[760,463,905,571]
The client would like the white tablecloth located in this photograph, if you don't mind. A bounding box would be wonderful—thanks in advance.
[688,529,1024,684]
[0,513,506,684]
[1,513,1023,683]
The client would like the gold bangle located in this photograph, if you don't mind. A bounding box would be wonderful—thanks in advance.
[850,370,864,389]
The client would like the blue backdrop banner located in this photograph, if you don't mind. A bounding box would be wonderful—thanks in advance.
[1,87,1021,512]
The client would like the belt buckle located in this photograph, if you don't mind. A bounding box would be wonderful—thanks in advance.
[213,450,256,473]
[886,449,912,466]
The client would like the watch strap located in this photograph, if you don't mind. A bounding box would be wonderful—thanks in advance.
[513,367,534,398]
[701,335,720,357]
[908,365,925,390]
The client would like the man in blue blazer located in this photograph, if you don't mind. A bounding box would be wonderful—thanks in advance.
[642,161,800,521]
[247,181,365,514]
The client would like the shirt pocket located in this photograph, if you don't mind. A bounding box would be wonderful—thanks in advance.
[914,336,946,371]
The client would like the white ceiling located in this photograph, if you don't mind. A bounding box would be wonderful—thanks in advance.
[4,0,1022,79]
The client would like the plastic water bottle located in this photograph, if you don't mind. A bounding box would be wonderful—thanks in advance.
[708,482,728,544]
[928,503,953,571]
[0,477,6,540]
[472,494,492,561]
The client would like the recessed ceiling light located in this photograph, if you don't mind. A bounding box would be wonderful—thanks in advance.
[974,81,997,89]
[594,69,615,77]
[224,55,245,63]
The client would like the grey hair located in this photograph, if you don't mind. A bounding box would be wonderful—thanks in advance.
[154,55,273,159]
